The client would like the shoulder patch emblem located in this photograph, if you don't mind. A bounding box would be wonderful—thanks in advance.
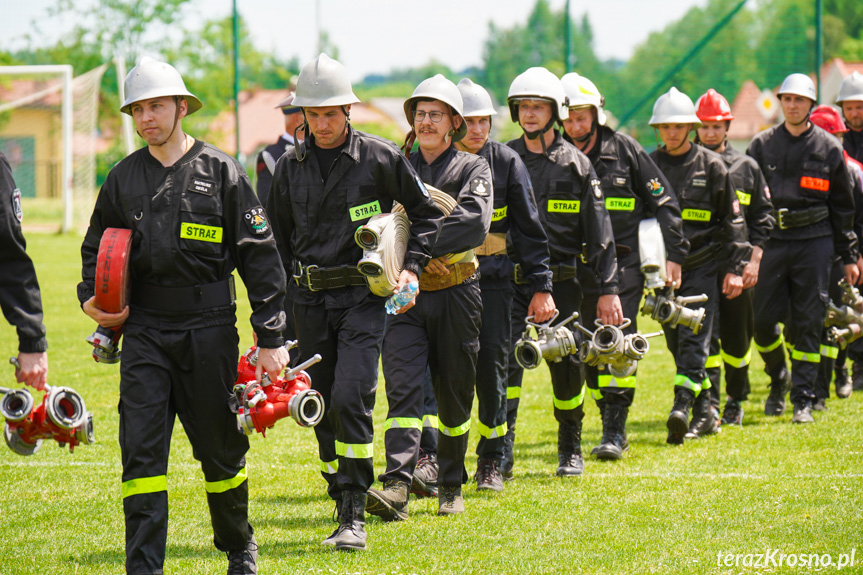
[244,207,270,235]
[12,187,23,222]
[590,178,603,199]
[647,178,664,196]
[471,178,490,197]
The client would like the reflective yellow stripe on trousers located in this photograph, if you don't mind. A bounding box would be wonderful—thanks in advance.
[477,420,507,439]
[335,440,374,459]
[553,383,586,410]
[439,419,471,437]
[721,347,752,368]
[205,467,247,494]
[122,475,167,499]
[755,335,784,354]
[384,417,423,432]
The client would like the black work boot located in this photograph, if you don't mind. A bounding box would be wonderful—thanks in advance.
[835,365,853,399]
[500,428,516,481]
[791,401,815,424]
[322,491,367,551]
[666,388,695,445]
[226,535,257,575]
[366,480,409,522]
[685,390,718,439]
[721,398,744,426]
[411,450,438,498]
[764,366,790,416]
[853,361,863,391]
[437,485,464,515]
[556,421,584,476]
[593,404,629,460]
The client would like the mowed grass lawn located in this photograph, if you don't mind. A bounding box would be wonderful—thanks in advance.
[1,232,861,575]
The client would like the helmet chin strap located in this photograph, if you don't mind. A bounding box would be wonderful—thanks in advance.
[523,117,557,156]
[138,97,183,147]
[573,119,597,143]
[654,127,689,155]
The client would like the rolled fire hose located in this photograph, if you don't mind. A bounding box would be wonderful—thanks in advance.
[356,185,470,296]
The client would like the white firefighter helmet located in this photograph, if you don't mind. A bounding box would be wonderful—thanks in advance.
[648,87,701,128]
[777,73,817,103]
[456,78,497,118]
[560,73,607,126]
[507,67,568,123]
[120,57,202,116]
[836,71,863,104]
[403,74,467,142]
[292,53,360,108]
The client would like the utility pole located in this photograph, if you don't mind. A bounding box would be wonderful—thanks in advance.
[564,0,572,73]
[233,0,241,160]
[816,0,823,102]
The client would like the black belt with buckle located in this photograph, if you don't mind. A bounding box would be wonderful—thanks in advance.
[683,243,722,270]
[514,262,577,285]
[775,206,829,230]
[131,276,236,312]
[293,260,368,291]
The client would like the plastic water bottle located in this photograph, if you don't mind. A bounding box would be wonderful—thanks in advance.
[386,281,419,315]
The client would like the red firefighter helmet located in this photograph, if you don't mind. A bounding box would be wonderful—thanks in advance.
[810,105,848,135]
[695,88,734,122]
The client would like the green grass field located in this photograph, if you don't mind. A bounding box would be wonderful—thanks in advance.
[1,232,861,575]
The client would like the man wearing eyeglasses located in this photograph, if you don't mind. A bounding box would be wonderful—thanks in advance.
[366,74,492,519]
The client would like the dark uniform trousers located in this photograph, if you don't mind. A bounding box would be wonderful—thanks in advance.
[814,256,844,400]
[580,251,643,408]
[380,281,482,488]
[665,258,719,395]
[753,237,833,405]
[293,298,383,499]
[707,271,755,406]
[506,270,585,432]
[120,322,250,575]
[475,275,514,459]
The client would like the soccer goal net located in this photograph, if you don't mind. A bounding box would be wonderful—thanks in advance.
[0,64,107,233]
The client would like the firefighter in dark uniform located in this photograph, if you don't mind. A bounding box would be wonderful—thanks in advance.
[266,54,441,549]
[694,88,774,427]
[747,73,859,423]
[366,75,492,518]
[454,78,554,489]
[648,87,750,444]
[79,57,287,575]
[255,92,304,206]
[503,67,621,478]
[1,151,49,391]
[807,104,863,405]
[561,73,687,459]
[838,72,863,164]
[836,72,863,390]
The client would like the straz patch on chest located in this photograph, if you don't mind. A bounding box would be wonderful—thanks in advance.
[180,222,223,243]
[349,200,381,222]
[800,176,829,192]
[682,208,711,222]
[244,207,270,235]
[492,205,508,222]
[605,197,635,211]
[736,190,751,206]
[548,199,580,213]
[189,178,216,195]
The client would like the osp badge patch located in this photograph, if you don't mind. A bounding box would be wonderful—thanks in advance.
[590,178,603,199]
[471,178,490,197]
[647,178,664,196]
[12,187,23,222]
[244,207,270,235]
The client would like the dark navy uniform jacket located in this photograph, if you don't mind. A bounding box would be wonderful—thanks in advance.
[409,145,493,258]
[78,139,287,348]
[748,123,857,264]
[268,125,442,308]
[0,152,47,353]
[475,139,552,292]
[256,134,292,206]
[651,144,750,275]
[507,131,619,295]
[576,125,688,264]
[720,145,774,250]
